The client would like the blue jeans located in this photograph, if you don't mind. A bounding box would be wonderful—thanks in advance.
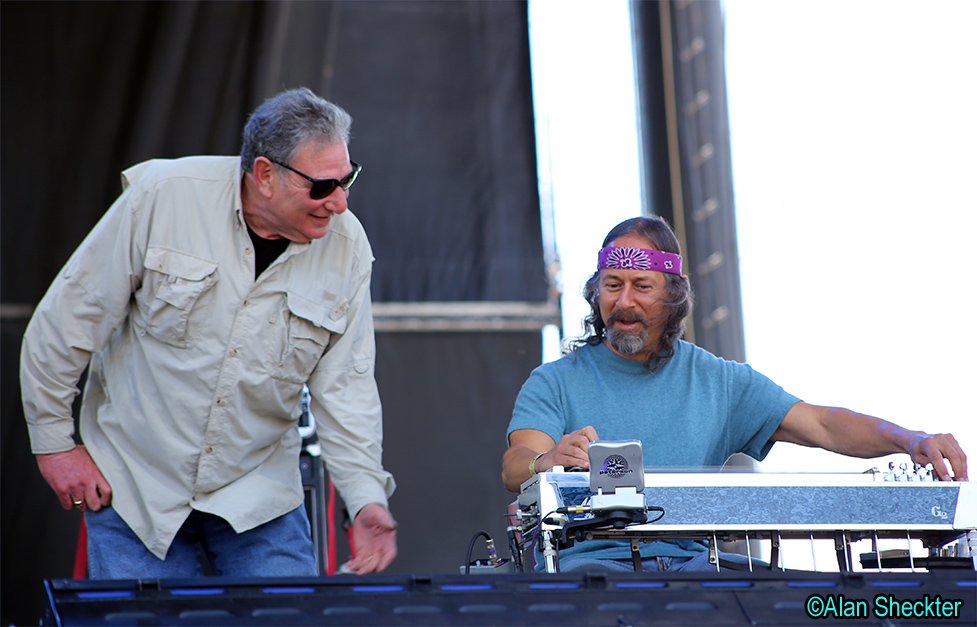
[560,550,758,573]
[85,505,317,579]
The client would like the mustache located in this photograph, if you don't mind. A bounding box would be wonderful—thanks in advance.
[606,309,650,326]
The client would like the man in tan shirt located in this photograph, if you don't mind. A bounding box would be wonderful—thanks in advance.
[21,88,397,578]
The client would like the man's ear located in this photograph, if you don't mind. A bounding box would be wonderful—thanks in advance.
[251,157,277,198]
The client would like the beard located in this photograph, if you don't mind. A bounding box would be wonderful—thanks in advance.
[605,310,651,356]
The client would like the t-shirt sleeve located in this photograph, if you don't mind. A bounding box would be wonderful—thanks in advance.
[725,361,801,461]
[506,364,568,446]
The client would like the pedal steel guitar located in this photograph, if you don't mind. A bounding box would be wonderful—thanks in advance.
[514,461,977,574]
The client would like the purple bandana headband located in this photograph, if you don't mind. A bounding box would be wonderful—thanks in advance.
[597,246,683,275]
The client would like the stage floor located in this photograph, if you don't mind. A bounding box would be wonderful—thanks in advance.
[43,569,977,626]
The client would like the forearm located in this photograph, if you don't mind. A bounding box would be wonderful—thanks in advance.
[815,406,922,459]
[21,303,93,453]
[502,445,546,493]
[776,402,968,481]
[503,427,596,492]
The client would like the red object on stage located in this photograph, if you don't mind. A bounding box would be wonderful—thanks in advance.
[326,478,337,575]
[72,518,87,579]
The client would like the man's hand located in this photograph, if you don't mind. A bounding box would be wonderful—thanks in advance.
[503,426,600,492]
[344,503,397,574]
[546,426,600,470]
[908,433,968,481]
[36,445,112,512]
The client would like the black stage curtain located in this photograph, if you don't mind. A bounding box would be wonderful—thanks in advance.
[1,2,543,624]
[377,332,542,575]
[327,1,546,302]
[1,0,545,304]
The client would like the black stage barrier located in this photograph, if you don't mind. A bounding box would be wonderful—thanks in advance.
[42,570,976,626]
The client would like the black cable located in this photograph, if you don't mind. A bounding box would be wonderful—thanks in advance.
[507,527,523,572]
[464,530,492,575]
[504,512,523,572]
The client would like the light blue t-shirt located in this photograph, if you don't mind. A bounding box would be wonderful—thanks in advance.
[507,340,801,563]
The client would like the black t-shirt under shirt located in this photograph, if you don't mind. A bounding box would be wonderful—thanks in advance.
[247,224,290,278]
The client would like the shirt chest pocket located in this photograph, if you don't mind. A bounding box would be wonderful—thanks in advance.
[266,290,343,384]
[139,247,219,348]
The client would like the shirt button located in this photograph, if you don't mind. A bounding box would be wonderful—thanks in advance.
[216,398,226,407]
[192,494,198,501]
[229,349,238,357]
[206,446,214,454]
[245,248,253,255]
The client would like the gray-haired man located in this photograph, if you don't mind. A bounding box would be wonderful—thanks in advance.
[22,88,397,578]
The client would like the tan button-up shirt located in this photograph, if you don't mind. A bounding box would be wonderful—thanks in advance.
[21,156,395,559]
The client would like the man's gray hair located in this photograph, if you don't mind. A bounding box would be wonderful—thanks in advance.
[240,87,352,173]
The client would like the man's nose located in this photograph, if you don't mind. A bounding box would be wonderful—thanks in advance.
[616,284,637,309]
[323,188,349,213]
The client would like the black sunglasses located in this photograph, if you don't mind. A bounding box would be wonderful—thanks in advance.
[270,159,362,200]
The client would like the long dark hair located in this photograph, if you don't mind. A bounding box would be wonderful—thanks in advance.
[570,216,694,372]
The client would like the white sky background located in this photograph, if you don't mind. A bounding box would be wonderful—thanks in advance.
[529,0,641,346]
[529,0,977,477]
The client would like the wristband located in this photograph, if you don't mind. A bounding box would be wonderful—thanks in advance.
[529,452,546,476]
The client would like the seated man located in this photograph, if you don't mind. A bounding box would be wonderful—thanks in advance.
[502,215,968,573]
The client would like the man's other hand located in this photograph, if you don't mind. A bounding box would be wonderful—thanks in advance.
[344,503,398,574]
[36,445,112,512]
[551,425,600,470]
[909,433,968,482]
